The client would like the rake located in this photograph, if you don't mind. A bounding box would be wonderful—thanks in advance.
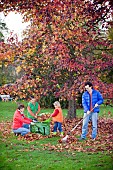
[62,107,95,142]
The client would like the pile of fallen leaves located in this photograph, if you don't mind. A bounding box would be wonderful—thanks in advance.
[0,114,113,153]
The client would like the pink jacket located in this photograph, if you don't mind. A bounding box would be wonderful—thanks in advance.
[12,109,32,129]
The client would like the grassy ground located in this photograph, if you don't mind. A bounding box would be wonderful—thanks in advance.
[0,101,113,170]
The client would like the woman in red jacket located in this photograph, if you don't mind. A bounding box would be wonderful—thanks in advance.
[12,104,32,136]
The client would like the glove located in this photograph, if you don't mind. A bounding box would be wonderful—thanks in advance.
[33,119,38,123]
[87,111,91,114]
[94,103,98,108]
[31,122,35,125]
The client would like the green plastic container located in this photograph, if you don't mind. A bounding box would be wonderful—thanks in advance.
[30,121,50,135]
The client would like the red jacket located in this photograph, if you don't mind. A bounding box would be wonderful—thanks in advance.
[12,109,32,129]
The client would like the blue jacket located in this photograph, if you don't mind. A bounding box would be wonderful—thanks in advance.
[82,89,104,113]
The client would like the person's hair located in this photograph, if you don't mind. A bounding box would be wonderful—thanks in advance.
[53,101,61,107]
[85,81,93,88]
[17,104,25,110]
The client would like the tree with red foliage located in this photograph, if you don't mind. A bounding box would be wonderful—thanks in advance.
[0,0,113,118]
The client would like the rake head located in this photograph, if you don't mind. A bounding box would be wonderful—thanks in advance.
[61,135,69,143]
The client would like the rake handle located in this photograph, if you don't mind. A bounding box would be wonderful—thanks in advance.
[68,107,95,134]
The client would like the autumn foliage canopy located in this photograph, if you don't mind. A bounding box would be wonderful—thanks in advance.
[0,0,113,102]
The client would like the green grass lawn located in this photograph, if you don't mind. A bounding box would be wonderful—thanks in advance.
[0,100,112,121]
[0,101,113,170]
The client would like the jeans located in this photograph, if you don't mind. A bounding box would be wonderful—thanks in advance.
[81,112,98,139]
[53,122,63,133]
[13,124,30,136]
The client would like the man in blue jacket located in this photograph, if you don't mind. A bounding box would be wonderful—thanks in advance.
[79,82,104,141]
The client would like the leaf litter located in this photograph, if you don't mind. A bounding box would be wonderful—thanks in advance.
[0,114,113,153]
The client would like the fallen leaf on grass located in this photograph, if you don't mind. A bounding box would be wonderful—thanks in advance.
[0,116,113,153]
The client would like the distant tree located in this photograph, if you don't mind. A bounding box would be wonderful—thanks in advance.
[0,18,8,42]
[0,18,19,85]
[101,26,113,84]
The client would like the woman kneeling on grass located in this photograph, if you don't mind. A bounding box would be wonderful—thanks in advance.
[12,104,33,136]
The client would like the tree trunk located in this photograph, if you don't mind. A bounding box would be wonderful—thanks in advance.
[67,99,76,119]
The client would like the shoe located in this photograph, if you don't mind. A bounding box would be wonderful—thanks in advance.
[92,138,95,141]
[78,137,86,141]
[14,133,20,136]
[52,132,57,135]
